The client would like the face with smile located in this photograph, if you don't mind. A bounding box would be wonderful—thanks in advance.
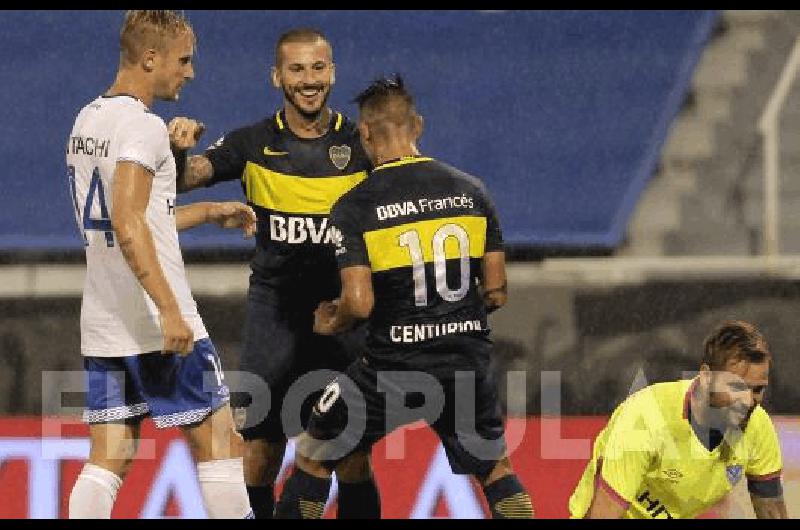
[702,358,769,432]
[272,38,335,120]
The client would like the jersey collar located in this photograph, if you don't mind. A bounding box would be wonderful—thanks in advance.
[684,378,725,452]
[274,109,343,134]
[372,156,433,172]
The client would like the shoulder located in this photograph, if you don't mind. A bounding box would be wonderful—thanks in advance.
[131,108,168,134]
[332,112,361,143]
[146,112,169,133]
[432,159,489,192]
[115,108,167,147]
[206,117,273,151]
[629,380,686,408]
[332,181,371,218]
[612,380,686,427]
[745,405,778,439]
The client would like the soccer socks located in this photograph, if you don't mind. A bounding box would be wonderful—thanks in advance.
[274,467,332,519]
[482,474,534,519]
[337,477,381,519]
[246,484,275,519]
[68,463,122,518]
[196,458,254,519]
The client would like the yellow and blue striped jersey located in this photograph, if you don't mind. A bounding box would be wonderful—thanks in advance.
[329,156,503,371]
[204,109,371,297]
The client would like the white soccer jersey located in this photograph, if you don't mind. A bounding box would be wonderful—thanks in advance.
[66,94,208,357]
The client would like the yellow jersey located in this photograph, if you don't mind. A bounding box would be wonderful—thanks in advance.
[569,379,782,519]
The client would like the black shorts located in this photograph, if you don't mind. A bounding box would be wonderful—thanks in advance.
[302,355,507,478]
[235,274,364,441]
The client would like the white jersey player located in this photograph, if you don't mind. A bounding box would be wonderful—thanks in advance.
[68,93,208,358]
[66,10,255,519]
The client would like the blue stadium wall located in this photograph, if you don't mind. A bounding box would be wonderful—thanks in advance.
[0,10,718,251]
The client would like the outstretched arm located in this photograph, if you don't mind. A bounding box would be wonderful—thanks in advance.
[176,201,256,237]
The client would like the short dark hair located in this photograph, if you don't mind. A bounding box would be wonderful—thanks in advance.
[275,27,329,66]
[702,320,771,370]
[353,74,414,111]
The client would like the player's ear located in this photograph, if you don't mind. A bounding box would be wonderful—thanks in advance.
[413,114,424,140]
[357,121,370,143]
[330,63,336,86]
[142,49,157,72]
[698,363,712,388]
[270,66,281,89]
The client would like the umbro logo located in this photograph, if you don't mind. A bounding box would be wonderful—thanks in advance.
[263,146,289,156]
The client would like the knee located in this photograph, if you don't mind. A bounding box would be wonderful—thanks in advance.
[334,452,372,483]
[88,437,138,479]
[244,439,286,484]
[89,456,135,480]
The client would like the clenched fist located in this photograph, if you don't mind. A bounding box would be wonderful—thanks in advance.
[168,117,206,151]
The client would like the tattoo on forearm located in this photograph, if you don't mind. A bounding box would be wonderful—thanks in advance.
[118,237,150,281]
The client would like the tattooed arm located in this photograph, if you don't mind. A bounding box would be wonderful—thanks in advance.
[111,161,193,355]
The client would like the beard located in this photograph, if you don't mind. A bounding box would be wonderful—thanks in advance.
[283,85,330,121]
[707,402,754,433]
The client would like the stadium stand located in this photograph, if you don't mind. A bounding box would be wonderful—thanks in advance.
[0,10,716,254]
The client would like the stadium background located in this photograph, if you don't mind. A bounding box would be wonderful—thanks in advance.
[1,9,799,518]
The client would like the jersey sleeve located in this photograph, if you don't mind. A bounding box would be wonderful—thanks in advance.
[596,396,656,505]
[744,407,783,481]
[329,194,369,269]
[116,113,167,175]
[203,128,248,184]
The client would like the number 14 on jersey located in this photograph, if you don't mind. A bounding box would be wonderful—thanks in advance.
[68,164,115,247]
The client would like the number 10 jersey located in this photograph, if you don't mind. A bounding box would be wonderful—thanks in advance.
[329,156,503,373]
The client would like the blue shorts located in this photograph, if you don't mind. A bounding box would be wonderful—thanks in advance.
[82,338,230,429]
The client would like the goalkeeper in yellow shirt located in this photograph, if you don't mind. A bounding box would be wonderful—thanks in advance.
[569,320,786,519]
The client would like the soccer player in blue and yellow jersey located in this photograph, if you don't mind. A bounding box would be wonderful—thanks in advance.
[168,28,377,518]
[569,320,786,519]
[273,75,534,519]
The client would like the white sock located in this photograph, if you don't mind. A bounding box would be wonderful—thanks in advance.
[196,457,254,519]
[68,463,122,519]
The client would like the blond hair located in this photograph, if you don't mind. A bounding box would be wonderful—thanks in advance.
[120,10,194,65]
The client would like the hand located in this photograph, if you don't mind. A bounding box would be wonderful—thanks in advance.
[208,202,257,238]
[159,308,194,356]
[313,299,340,335]
[168,117,206,151]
